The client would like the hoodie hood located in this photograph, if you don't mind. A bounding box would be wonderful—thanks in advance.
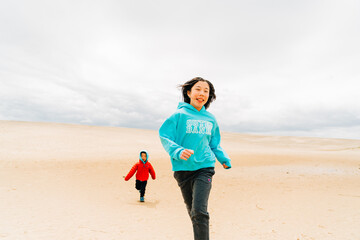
[139,150,148,164]
[177,102,205,113]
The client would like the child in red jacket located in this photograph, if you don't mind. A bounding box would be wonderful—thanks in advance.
[124,150,156,202]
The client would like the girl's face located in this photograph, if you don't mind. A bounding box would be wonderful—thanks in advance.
[187,81,210,111]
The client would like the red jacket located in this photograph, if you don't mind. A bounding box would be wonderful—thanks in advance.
[125,160,156,181]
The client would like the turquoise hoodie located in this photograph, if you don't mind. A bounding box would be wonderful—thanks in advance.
[159,102,231,171]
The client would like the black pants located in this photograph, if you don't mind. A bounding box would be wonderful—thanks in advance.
[135,180,147,197]
[174,167,215,240]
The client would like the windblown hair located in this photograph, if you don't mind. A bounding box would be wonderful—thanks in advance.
[179,77,216,109]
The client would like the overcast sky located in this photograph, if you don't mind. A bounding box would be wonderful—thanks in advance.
[1,0,360,139]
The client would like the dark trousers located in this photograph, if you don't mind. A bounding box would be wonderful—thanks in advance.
[174,167,215,240]
[135,180,147,197]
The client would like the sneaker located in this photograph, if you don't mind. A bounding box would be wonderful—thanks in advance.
[140,197,145,202]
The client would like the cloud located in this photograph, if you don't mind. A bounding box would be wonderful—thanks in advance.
[1,0,360,139]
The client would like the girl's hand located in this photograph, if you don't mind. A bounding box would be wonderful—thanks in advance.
[222,163,230,169]
[180,149,194,160]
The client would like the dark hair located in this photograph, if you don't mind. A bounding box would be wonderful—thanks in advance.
[179,77,216,109]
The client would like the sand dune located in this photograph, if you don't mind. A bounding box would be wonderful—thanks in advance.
[1,120,359,239]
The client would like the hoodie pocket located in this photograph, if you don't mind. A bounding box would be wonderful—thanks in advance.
[193,146,214,163]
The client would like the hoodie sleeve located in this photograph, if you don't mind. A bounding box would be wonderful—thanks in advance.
[209,121,232,169]
[124,163,138,181]
[159,114,185,161]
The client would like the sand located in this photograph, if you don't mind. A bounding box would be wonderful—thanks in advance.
[0,120,359,240]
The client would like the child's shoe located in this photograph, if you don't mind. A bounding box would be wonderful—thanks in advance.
[140,197,145,202]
